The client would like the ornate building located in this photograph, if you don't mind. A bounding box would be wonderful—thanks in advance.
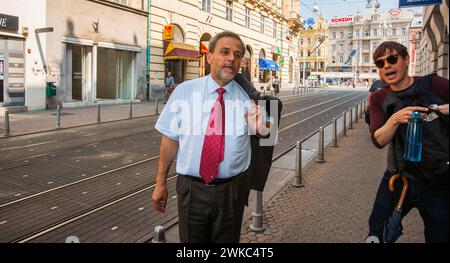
[298,15,328,83]
[148,0,304,96]
[326,0,416,84]
[416,0,449,78]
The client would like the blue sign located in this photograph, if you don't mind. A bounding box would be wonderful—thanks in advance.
[399,0,441,7]
[305,18,315,26]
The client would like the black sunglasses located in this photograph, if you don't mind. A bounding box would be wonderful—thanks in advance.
[374,55,399,68]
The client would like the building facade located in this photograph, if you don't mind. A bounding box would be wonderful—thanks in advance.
[326,0,416,84]
[299,15,328,83]
[1,0,306,112]
[148,0,303,97]
[409,12,423,77]
[1,0,47,111]
[1,0,149,111]
[416,0,449,79]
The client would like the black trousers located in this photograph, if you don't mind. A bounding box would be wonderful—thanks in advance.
[368,170,449,242]
[176,171,251,243]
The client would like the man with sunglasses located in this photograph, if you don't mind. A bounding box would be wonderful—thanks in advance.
[366,41,449,243]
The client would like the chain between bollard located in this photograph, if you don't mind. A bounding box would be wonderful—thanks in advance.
[97,104,101,123]
[249,191,265,232]
[293,141,304,187]
[4,110,10,136]
[317,126,326,163]
[56,106,61,129]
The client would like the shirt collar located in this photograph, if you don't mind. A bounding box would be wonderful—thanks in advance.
[207,75,235,95]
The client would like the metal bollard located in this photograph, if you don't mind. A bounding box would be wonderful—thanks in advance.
[56,106,61,129]
[4,110,10,136]
[97,104,101,123]
[249,191,265,232]
[355,105,359,123]
[349,108,353,129]
[359,102,364,118]
[155,98,159,115]
[152,225,166,243]
[129,100,133,119]
[343,111,347,136]
[317,126,326,163]
[365,236,380,243]
[331,117,338,147]
[292,88,295,95]
[293,141,304,187]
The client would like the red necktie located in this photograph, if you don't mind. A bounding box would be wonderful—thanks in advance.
[199,87,226,184]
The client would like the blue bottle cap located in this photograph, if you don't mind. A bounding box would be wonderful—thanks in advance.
[411,111,421,119]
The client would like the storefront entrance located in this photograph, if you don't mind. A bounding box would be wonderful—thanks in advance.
[0,37,25,106]
[97,47,134,100]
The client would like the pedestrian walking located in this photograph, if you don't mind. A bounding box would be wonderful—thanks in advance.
[272,76,280,95]
[164,71,175,104]
[366,41,449,243]
[152,31,278,243]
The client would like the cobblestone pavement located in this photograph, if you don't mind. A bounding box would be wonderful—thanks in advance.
[240,121,425,243]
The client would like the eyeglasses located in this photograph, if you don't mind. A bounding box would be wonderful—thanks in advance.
[374,55,399,69]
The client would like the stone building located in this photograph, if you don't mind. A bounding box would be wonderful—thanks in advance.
[326,0,416,84]
[416,0,449,78]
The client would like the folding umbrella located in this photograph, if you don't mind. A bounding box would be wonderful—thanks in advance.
[383,173,409,243]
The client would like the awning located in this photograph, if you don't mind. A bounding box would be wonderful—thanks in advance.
[164,41,199,61]
[258,58,279,71]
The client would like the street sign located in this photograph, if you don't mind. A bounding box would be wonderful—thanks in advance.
[305,18,315,26]
[330,16,353,24]
[389,8,401,16]
[163,24,174,40]
[399,0,441,7]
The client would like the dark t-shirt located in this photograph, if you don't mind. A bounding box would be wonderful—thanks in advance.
[368,75,449,173]
[369,80,387,93]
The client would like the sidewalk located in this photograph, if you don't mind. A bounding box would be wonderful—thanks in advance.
[164,120,424,243]
[239,120,424,243]
[0,100,162,137]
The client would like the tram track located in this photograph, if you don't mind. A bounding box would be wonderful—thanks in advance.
[1,90,368,243]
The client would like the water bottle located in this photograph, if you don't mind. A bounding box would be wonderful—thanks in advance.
[404,111,422,162]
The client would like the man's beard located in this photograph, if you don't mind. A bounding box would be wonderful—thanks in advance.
[215,67,237,84]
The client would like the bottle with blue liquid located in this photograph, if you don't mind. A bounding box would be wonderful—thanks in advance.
[404,111,422,162]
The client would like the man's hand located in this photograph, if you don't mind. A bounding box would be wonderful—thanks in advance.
[374,105,429,147]
[438,104,449,115]
[151,135,178,213]
[152,185,168,213]
[246,104,271,137]
[389,106,429,125]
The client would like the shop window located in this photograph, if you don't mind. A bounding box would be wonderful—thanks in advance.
[97,47,134,100]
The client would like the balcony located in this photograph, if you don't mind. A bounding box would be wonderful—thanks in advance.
[288,11,303,33]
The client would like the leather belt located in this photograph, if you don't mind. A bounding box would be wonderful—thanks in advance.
[180,174,240,186]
